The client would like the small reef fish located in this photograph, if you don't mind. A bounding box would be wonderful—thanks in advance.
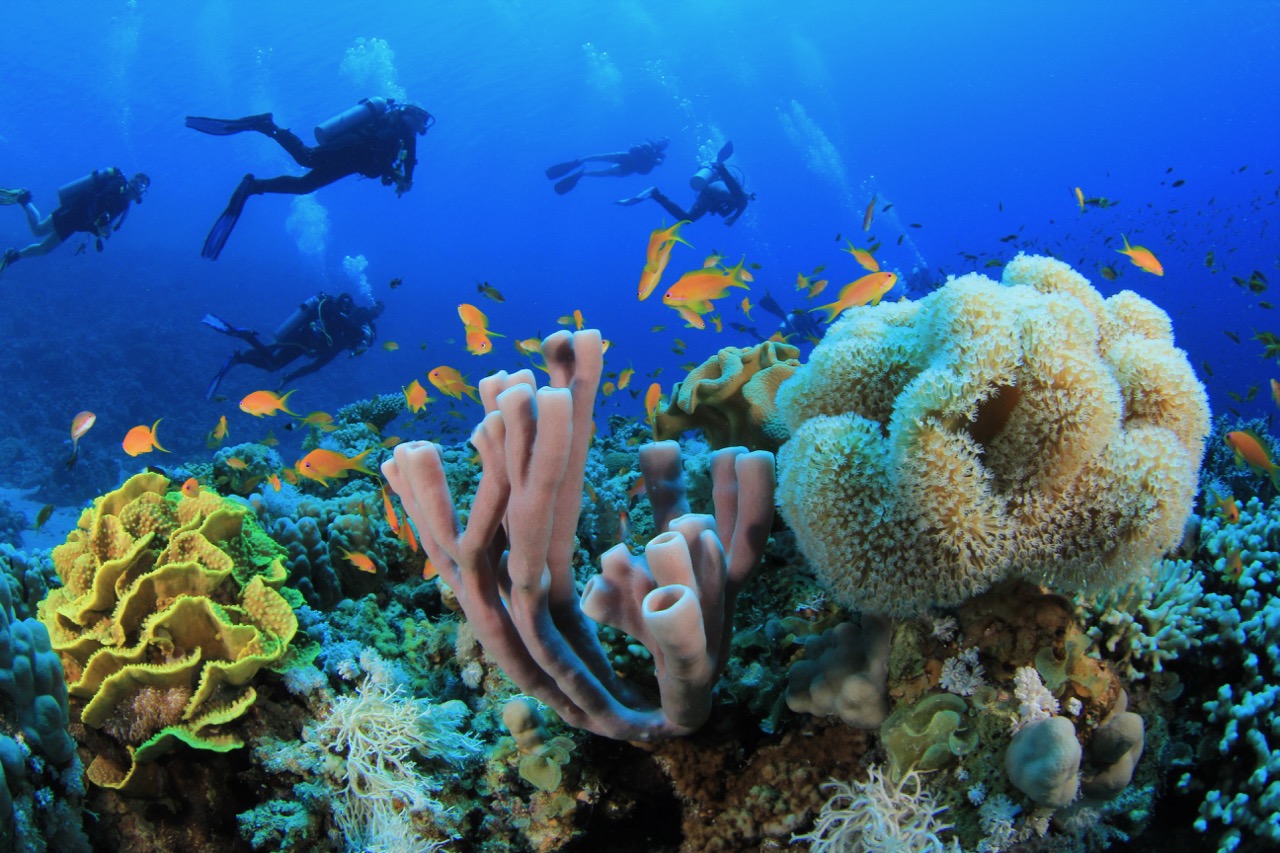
[638,220,691,301]
[389,277,404,289]
[207,415,229,448]
[662,260,752,304]
[181,477,201,499]
[1098,265,1119,282]
[295,447,378,486]
[381,482,401,534]
[225,456,249,470]
[644,382,663,426]
[862,195,876,231]
[740,297,753,319]
[514,338,542,357]
[258,431,279,447]
[477,281,506,302]
[382,341,400,351]
[268,473,282,491]
[618,508,632,543]
[1116,234,1164,276]
[429,366,479,402]
[67,410,96,470]
[295,411,338,432]
[122,420,169,457]
[1225,430,1280,487]
[1074,187,1085,212]
[842,241,880,272]
[1271,378,1280,410]
[815,271,899,322]
[241,389,297,417]
[602,381,616,397]
[421,556,437,580]
[1207,488,1240,524]
[618,366,634,390]
[458,303,504,355]
[33,504,54,533]
[1224,549,1245,583]
[339,548,379,574]
[404,379,431,413]
[557,309,586,330]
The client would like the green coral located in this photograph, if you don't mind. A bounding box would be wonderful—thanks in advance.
[38,472,298,795]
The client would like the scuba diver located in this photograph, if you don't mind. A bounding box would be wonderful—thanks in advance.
[0,168,150,276]
[544,138,669,195]
[186,97,434,260]
[616,141,752,226]
[202,292,384,399]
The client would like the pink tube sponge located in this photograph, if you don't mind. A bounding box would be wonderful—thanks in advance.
[776,254,1209,616]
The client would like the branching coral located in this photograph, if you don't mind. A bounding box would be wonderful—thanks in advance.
[776,254,1209,616]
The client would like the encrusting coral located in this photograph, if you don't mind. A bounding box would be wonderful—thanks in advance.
[37,472,299,795]
[776,254,1209,616]
[655,340,801,451]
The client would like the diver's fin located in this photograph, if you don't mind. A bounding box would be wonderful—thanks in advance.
[201,313,239,334]
[201,176,254,260]
[545,159,583,179]
[206,354,237,401]
[716,140,734,164]
[185,113,276,136]
[0,248,18,278]
[553,172,585,195]
[614,187,655,206]
[0,188,31,206]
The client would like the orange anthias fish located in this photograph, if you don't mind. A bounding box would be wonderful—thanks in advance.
[1225,429,1280,487]
[403,378,431,413]
[842,241,880,272]
[638,220,691,301]
[618,366,635,390]
[428,366,479,402]
[297,411,338,432]
[206,414,229,448]
[662,264,751,305]
[815,271,899,322]
[644,382,663,426]
[181,477,201,499]
[67,410,96,470]
[514,338,542,357]
[458,303,505,355]
[380,482,401,534]
[1117,234,1164,276]
[339,548,379,574]
[1207,488,1240,524]
[241,389,298,417]
[122,419,169,457]
[295,447,378,486]
[557,309,586,330]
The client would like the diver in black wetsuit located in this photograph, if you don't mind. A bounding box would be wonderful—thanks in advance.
[544,138,669,194]
[616,141,752,226]
[0,168,149,276]
[186,97,433,259]
[202,292,385,399]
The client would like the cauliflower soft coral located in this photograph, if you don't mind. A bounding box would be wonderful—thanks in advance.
[776,255,1209,616]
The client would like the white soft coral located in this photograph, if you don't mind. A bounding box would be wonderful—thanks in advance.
[792,763,960,852]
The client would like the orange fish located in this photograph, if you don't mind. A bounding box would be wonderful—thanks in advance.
[281,468,299,486]
[862,195,876,231]
[740,296,754,319]
[1117,234,1164,276]
[67,410,96,469]
[206,416,228,449]
[464,326,496,356]
[514,338,542,357]
[296,447,378,485]
[297,411,338,432]
[404,378,431,413]
[399,514,419,553]
[618,508,632,543]
[1225,430,1280,487]
[638,220,691,301]
[842,241,880,272]
[181,477,201,499]
[662,264,750,304]
[815,271,898,322]
[225,456,249,470]
[671,303,708,329]
[421,556,437,580]
[268,473,282,491]
[1074,186,1085,212]
[380,482,401,533]
[644,382,663,425]
[557,309,585,330]
[122,419,169,457]
[1224,549,1245,583]
[1207,488,1239,524]
[627,475,647,499]
[457,302,491,330]
[241,389,297,417]
[618,366,635,390]
[428,366,479,402]
[381,435,401,448]
[339,548,378,574]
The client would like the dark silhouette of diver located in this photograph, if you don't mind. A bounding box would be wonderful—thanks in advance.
[545,138,669,195]
[0,168,149,276]
[202,292,385,399]
[616,141,752,226]
[186,97,434,260]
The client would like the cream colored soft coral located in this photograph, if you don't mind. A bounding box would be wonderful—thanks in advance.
[776,254,1208,616]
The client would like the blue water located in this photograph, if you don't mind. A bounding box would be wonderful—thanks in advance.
[1,0,1277,505]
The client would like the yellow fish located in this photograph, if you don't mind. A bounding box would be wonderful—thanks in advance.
[295,447,378,486]
[428,365,479,402]
[644,382,663,426]
[618,365,634,390]
[602,381,616,397]
[1117,234,1164,276]
[404,378,431,413]
[662,262,750,304]
[842,241,880,272]
[207,416,229,448]
[740,297,753,319]
[638,220,691,301]
[240,389,297,417]
[1074,186,1086,212]
[514,337,542,357]
[122,419,169,457]
[815,271,898,322]
[555,309,585,330]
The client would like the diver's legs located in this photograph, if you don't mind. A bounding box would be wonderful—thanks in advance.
[17,232,62,258]
[648,189,696,221]
[21,203,54,235]
[251,169,344,196]
[265,127,316,168]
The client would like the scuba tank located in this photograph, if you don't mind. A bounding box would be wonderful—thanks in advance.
[689,166,715,192]
[274,295,322,342]
[57,168,121,207]
[314,97,389,145]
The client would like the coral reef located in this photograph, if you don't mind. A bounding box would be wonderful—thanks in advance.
[655,341,801,452]
[776,254,1209,616]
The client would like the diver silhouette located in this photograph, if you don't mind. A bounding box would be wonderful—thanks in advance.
[545,138,669,194]
[615,141,752,226]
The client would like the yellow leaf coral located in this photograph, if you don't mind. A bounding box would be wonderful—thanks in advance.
[776,254,1209,616]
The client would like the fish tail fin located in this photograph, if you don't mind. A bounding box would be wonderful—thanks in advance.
[151,419,171,453]
[65,445,79,470]
[279,388,299,416]
[351,448,379,478]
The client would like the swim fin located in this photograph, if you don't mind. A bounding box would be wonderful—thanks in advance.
[0,188,31,206]
[206,354,237,401]
[716,140,734,164]
[185,113,276,136]
[545,159,583,179]
[614,187,655,206]
[201,175,254,260]
[0,248,18,278]
[201,313,241,335]
[553,171,585,195]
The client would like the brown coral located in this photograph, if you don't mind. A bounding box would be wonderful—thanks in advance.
[776,255,1209,616]
[656,341,801,451]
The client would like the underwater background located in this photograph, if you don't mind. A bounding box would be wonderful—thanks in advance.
[0,1,1279,852]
